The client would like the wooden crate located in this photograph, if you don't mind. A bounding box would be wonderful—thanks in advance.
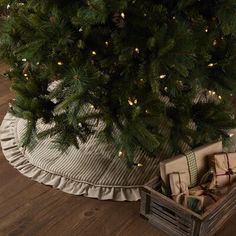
[140,177,236,236]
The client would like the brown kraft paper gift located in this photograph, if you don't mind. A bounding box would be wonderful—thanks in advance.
[209,152,236,188]
[160,141,223,189]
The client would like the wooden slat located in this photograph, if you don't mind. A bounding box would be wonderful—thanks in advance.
[151,202,192,227]
[204,197,236,235]
[151,207,191,233]
[148,215,191,236]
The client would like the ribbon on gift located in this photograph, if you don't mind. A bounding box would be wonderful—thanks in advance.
[189,184,218,202]
[215,152,236,184]
[199,169,214,185]
[171,172,189,204]
[185,185,225,213]
[184,151,199,187]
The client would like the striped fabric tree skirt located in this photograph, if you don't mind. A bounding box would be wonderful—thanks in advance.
[0,112,162,201]
[1,113,236,201]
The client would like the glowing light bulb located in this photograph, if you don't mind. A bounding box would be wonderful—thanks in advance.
[137,163,143,167]
[159,74,166,79]
[205,27,209,32]
[57,61,63,65]
[229,133,234,137]
[105,41,109,46]
[118,151,123,157]
[128,99,134,106]
[121,12,125,19]
[92,51,97,55]
[208,63,216,67]
[23,73,28,77]
[22,58,27,62]
[134,48,140,53]
[218,95,222,100]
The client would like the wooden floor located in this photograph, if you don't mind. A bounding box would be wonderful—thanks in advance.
[0,64,235,236]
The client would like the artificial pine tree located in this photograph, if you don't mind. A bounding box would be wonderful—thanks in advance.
[0,0,236,166]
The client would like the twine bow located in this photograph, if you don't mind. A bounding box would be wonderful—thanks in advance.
[171,172,189,204]
[190,185,218,202]
[215,153,236,184]
[186,184,219,213]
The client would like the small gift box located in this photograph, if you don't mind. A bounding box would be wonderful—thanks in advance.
[209,152,236,188]
[187,184,222,212]
[169,172,189,204]
[160,141,222,190]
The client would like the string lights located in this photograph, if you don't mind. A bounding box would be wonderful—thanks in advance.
[208,90,222,100]
[128,98,138,106]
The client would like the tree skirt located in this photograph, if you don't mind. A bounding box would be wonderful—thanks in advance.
[1,113,236,201]
[0,112,162,201]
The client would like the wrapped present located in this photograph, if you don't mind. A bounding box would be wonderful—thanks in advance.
[160,141,223,189]
[209,152,236,188]
[190,182,230,197]
[169,172,189,204]
[186,184,221,213]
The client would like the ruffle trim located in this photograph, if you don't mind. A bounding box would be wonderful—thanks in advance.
[0,113,141,201]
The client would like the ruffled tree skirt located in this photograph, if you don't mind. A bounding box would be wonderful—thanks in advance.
[0,113,161,201]
[1,113,236,201]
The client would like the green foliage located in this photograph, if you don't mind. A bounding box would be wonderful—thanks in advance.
[0,0,236,166]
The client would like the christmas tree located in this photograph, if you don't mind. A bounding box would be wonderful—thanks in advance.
[0,0,236,166]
